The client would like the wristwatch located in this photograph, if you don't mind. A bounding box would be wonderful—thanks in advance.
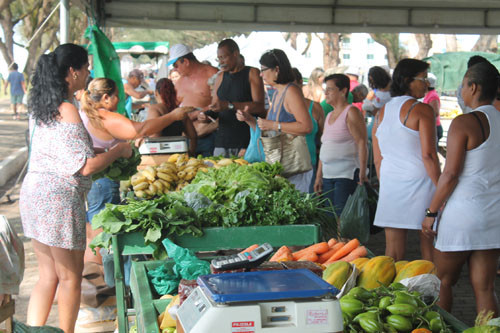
[228,102,235,110]
[425,208,438,218]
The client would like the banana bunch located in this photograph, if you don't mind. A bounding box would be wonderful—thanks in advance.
[129,154,212,198]
[130,164,178,199]
[211,158,249,168]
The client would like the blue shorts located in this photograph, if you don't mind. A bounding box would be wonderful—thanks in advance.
[11,94,23,105]
[86,178,120,223]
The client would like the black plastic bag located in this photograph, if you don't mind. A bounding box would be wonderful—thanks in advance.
[365,183,383,235]
[340,184,370,243]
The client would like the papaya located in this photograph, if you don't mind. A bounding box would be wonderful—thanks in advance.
[395,260,409,275]
[322,261,352,290]
[351,257,370,271]
[394,259,436,282]
[357,256,396,289]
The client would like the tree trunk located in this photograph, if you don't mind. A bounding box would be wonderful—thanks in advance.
[472,35,498,53]
[0,4,15,68]
[415,33,432,59]
[301,33,312,55]
[317,33,340,70]
[445,35,458,52]
[370,33,402,68]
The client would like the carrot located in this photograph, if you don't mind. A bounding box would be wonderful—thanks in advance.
[338,246,368,262]
[240,244,259,254]
[318,242,345,263]
[291,242,330,260]
[276,252,294,262]
[327,238,338,247]
[269,246,291,262]
[297,252,318,262]
[324,239,360,264]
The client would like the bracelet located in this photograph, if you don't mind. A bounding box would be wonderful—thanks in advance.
[278,122,281,132]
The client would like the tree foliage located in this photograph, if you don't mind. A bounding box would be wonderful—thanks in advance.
[369,33,406,68]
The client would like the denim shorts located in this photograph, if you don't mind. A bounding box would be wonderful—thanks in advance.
[322,169,359,218]
[86,178,120,223]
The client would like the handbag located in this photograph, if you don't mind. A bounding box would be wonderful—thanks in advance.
[260,84,312,177]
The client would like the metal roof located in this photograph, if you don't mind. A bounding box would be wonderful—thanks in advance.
[74,0,500,34]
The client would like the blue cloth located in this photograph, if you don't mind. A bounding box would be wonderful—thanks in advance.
[196,132,216,157]
[244,122,265,163]
[7,71,24,95]
[86,177,120,223]
[322,169,359,217]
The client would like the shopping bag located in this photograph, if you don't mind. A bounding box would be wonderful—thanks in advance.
[340,185,370,244]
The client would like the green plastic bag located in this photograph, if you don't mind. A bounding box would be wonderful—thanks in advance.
[340,184,370,244]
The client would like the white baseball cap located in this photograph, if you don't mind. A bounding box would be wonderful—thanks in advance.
[167,44,192,66]
[427,73,437,88]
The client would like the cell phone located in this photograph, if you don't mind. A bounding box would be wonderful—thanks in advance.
[211,243,274,271]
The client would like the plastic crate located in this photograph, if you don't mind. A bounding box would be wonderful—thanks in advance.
[114,224,322,332]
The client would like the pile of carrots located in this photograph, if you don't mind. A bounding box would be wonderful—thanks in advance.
[268,238,367,265]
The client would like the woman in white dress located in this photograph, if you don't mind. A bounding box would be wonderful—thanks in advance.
[422,62,500,317]
[372,59,441,261]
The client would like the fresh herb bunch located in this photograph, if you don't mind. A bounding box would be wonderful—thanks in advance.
[89,193,203,258]
[92,145,141,181]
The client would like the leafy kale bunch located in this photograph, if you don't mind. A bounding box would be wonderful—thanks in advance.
[89,193,203,257]
[92,145,141,181]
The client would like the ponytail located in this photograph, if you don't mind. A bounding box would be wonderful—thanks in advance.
[80,77,118,129]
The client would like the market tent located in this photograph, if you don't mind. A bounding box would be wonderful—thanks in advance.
[74,0,500,34]
[424,52,500,93]
[87,41,169,58]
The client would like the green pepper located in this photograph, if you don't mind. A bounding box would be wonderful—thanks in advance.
[347,286,374,301]
[342,312,353,326]
[359,317,384,333]
[389,282,407,291]
[429,317,443,332]
[386,303,418,316]
[424,310,441,322]
[378,296,392,310]
[340,298,364,316]
[383,323,398,333]
[352,311,378,324]
[386,314,413,332]
[393,291,419,307]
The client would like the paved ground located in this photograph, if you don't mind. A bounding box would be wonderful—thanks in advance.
[0,98,497,330]
[0,99,28,164]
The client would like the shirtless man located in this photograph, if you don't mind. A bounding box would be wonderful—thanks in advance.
[123,69,152,117]
[167,44,219,156]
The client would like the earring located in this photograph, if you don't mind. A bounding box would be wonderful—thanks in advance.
[73,74,78,80]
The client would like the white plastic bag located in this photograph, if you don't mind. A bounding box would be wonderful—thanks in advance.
[400,273,441,299]
[336,265,359,299]
[0,215,25,295]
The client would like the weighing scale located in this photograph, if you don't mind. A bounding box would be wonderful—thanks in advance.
[176,269,343,333]
[138,136,188,155]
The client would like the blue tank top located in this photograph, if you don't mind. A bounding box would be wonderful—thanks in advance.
[267,84,296,123]
[305,101,319,165]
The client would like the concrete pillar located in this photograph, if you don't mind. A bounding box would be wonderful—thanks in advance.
[60,0,69,44]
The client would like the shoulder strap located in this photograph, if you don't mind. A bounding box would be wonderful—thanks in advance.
[471,111,486,141]
[271,83,293,122]
[403,100,420,126]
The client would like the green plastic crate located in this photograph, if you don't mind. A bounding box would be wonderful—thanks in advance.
[117,224,321,332]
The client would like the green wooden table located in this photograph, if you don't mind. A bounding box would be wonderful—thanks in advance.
[113,224,322,333]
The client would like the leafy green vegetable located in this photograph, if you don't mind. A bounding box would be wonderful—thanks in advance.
[92,145,141,181]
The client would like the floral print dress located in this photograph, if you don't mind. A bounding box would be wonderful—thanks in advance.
[20,119,95,250]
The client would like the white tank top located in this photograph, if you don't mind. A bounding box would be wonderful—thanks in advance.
[376,95,427,179]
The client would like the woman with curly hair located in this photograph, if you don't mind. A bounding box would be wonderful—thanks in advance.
[145,78,197,155]
[19,44,132,333]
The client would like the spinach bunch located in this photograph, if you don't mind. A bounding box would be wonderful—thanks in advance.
[89,194,203,256]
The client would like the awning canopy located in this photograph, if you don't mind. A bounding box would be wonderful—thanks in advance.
[86,41,169,58]
[74,0,500,34]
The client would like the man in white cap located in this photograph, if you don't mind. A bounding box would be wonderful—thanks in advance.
[168,43,219,156]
